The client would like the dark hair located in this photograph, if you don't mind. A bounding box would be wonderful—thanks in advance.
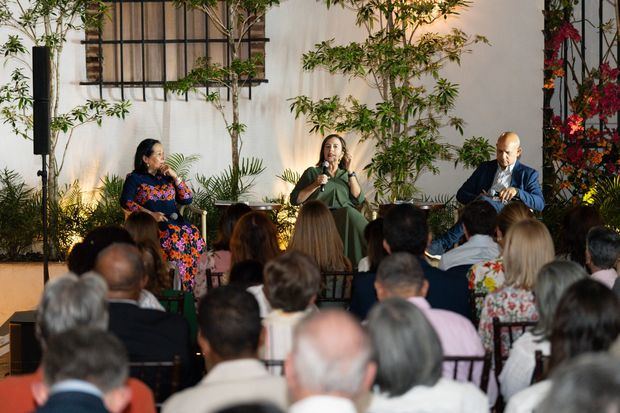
[230,211,280,267]
[229,260,264,290]
[495,201,534,237]
[383,204,428,255]
[558,205,603,267]
[586,226,620,269]
[367,298,442,396]
[316,134,348,169]
[461,200,497,236]
[364,218,388,272]
[549,278,620,371]
[263,251,321,312]
[213,203,252,251]
[216,403,285,413]
[376,252,425,294]
[139,243,170,294]
[69,226,135,274]
[133,138,161,173]
[198,286,262,359]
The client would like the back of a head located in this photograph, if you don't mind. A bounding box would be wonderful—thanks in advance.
[138,243,169,294]
[95,243,145,296]
[43,327,128,393]
[288,200,350,272]
[550,278,620,370]
[36,272,108,348]
[534,260,587,339]
[461,200,497,237]
[229,259,264,290]
[216,403,285,413]
[70,226,135,274]
[383,204,428,255]
[124,211,160,246]
[290,310,371,397]
[559,205,603,266]
[504,219,555,290]
[376,252,425,297]
[364,218,388,272]
[264,251,321,312]
[367,297,442,396]
[587,226,620,270]
[537,354,620,413]
[230,211,280,266]
[198,286,262,359]
[495,201,534,237]
[214,203,252,251]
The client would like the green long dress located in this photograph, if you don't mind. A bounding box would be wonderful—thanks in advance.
[290,166,368,266]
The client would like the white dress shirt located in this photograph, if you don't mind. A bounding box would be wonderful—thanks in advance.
[290,395,357,413]
[500,332,550,400]
[439,235,501,271]
[590,268,618,289]
[489,162,515,196]
[504,380,551,413]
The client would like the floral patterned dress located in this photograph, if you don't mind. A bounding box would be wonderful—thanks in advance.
[121,171,206,292]
[468,257,506,320]
[478,285,539,356]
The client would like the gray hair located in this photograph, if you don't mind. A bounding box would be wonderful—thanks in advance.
[367,298,442,396]
[291,310,372,396]
[43,327,128,393]
[95,242,145,292]
[587,226,620,269]
[376,252,425,293]
[536,353,620,413]
[534,260,587,339]
[36,272,108,347]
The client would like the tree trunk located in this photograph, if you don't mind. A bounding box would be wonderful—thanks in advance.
[229,1,241,200]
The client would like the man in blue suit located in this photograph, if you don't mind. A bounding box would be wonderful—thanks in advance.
[430,131,544,254]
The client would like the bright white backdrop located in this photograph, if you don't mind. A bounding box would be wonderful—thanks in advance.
[0,0,543,201]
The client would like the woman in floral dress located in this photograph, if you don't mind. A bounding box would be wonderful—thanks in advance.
[121,138,205,292]
[478,219,555,355]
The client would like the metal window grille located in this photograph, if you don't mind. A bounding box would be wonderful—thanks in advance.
[81,0,269,101]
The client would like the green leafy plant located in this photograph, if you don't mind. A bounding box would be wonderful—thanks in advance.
[83,174,126,232]
[290,0,490,202]
[455,136,494,169]
[263,168,301,249]
[585,176,620,230]
[165,153,201,181]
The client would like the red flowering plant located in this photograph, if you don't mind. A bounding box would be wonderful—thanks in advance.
[544,20,620,202]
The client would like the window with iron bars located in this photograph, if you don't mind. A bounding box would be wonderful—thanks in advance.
[81,0,268,101]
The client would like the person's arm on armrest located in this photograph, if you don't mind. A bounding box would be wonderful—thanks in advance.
[516,169,545,211]
[456,165,486,205]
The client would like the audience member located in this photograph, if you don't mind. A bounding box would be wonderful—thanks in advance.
[286,310,376,413]
[33,328,131,413]
[439,200,500,271]
[228,259,264,290]
[94,243,194,385]
[162,286,287,413]
[585,225,620,288]
[288,200,352,272]
[357,218,387,273]
[230,211,280,267]
[261,251,320,366]
[535,354,620,413]
[350,204,471,320]
[215,403,284,413]
[478,219,554,353]
[67,226,135,275]
[499,260,586,400]
[505,278,620,413]
[136,243,167,310]
[0,273,155,413]
[467,202,534,317]
[366,298,488,413]
[556,205,603,267]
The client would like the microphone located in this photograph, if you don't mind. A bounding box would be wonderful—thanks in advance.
[320,161,329,192]
[168,212,178,221]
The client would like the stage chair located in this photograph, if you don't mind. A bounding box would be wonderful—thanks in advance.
[122,203,207,240]
[129,355,182,409]
[492,317,537,377]
[443,352,492,393]
[316,271,356,309]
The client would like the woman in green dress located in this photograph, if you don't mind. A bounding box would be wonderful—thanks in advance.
[290,134,368,266]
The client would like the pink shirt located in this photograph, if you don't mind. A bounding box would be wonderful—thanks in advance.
[591,268,618,289]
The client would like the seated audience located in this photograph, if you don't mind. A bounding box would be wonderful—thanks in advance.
[228,259,264,290]
[478,219,555,353]
[505,278,620,413]
[286,310,376,413]
[350,204,471,320]
[33,328,131,413]
[555,205,603,267]
[67,226,135,275]
[215,403,284,413]
[439,200,500,271]
[500,260,586,400]
[366,298,488,412]
[357,218,388,272]
[585,225,620,289]
[94,243,194,385]
[468,202,534,317]
[0,273,155,413]
[535,354,620,413]
[261,251,320,366]
[162,286,287,413]
[136,243,166,311]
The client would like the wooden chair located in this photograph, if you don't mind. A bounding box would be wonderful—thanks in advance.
[492,317,537,376]
[316,271,357,309]
[531,349,550,384]
[205,269,226,290]
[469,290,487,328]
[129,355,182,408]
[156,290,185,314]
[261,359,285,376]
[444,352,492,393]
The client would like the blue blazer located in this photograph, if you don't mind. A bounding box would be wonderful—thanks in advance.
[456,160,545,211]
[36,391,108,413]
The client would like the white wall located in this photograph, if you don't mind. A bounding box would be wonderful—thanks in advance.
[0,0,543,201]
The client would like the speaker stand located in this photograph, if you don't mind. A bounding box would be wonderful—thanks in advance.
[37,155,49,284]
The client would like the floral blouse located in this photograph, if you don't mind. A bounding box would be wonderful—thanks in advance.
[468,257,506,319]
[478,285,539,355]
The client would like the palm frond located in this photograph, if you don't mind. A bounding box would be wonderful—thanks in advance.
[165,153,201,180]
[589,176,620,229]
[277,168,301,185]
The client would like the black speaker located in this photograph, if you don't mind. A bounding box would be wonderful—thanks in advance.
[33,46,51,155]
[9,310,41,375]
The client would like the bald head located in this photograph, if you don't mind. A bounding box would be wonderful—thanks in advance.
[287,310,375,400]
[94,243,144,299]
[496,131,522,169]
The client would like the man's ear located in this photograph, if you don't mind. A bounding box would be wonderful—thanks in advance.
[374,280,386,301]
[103,386,131,413]
[197,331,211,357]
[382,239,392,255]
[463,224,470,240]
[31,381,49,407]
[419,279,429,298]
[284,354,299,400]
[361,361,377,392]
